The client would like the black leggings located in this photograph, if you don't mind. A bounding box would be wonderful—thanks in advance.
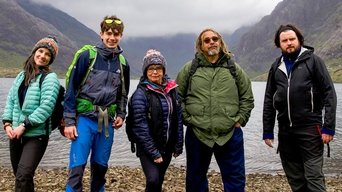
[138,149,172,192]
[9,136,49,192]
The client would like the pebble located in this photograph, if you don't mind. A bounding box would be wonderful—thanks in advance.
[0,165,341,191]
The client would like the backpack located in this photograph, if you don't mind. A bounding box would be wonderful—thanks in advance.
[125,86,152,153]
[65,45,127,90]
[64,45,128,117]
[39,73,65,136]
[184,57,238,94]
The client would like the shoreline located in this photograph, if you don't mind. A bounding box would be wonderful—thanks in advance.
[1,165,341,192]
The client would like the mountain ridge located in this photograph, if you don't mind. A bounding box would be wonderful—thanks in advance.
[1,0,341,82]
[231,0,342,81]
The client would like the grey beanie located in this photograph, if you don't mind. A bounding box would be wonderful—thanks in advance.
[142,49,167,76]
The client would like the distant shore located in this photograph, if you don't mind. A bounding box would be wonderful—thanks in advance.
[1,165,341,192]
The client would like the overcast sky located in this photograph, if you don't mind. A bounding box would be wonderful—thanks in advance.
[32,0,282,38]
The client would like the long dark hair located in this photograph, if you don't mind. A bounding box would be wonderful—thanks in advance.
[23,53,50,86]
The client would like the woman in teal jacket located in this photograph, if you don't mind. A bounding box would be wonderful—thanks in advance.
[2,36,60,192]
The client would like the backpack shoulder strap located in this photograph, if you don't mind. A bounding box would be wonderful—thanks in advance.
[145,88,152,120]
[80,47,97,86]
[219,59,239,97]
[118,54,127,93]
[66,45,97,88]
[189,58,199,77]
[225,59,237,80]
[39,72,50,88]
[38,72,53,135]
[184,58,199,96]
[119,54,126,66]
[136,85,152,118]
[118,54,128,111]
[88,46,97,60]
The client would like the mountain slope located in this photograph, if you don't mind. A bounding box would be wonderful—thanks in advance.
[231,0,342,81]
[0,0,98,74]
[1,0,341,81]
[121,33,197,78]
[17,0,99,48]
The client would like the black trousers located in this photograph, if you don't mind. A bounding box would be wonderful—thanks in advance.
[9,135,49,192]
[138,147,172,192]
[278,124,325,192]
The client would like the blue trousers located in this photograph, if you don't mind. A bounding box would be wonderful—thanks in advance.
[185,127,245,192]
[66,116,114,192]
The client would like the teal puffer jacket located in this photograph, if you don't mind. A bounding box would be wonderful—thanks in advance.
[2,71,60,136]
[176,53,254,147]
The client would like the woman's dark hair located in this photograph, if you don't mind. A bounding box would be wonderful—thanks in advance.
[274,24,304,48]
[23,54,49,86]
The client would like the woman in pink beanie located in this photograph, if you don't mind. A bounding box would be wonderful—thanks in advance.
[127,49,183,192]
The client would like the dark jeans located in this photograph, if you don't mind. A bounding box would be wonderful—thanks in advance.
[185,127,245,192]
[138,146,172,192]
[9,136,49,192]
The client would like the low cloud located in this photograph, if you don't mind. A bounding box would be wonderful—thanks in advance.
[32,0,282,37]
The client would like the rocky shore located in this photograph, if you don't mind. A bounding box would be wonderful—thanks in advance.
[0,165,341,192]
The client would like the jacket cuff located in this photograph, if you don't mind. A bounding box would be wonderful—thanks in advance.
[2,120,12,124]
[64,118,76,126]
[116,113,126,121]
[321,127,335,136]
[263,133,274,140]
[24,117,32,129]
[64,112,76,126]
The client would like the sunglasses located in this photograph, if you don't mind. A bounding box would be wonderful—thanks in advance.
[104,19,122,25]
[203,36,220,44]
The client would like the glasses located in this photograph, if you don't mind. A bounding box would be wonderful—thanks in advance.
[147,65,163,73]
[104,19,122,25]
[203,36,220,44]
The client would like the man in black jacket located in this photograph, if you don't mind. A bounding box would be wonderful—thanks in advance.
[263,24,337,191]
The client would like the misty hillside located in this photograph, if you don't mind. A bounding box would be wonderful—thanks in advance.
[231,0,342,81]
[0,0,98,74]
[121,34,198,78]
[1,0,341,82]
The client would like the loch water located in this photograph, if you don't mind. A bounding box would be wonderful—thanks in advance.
[1,78,341,175]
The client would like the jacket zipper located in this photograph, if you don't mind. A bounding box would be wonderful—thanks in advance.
[310,87,314,112]
[151,87,172,144]
[287,73,292,127]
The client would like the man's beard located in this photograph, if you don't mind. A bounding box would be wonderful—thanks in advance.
[282,46,301,60]
[207,48,219,56]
